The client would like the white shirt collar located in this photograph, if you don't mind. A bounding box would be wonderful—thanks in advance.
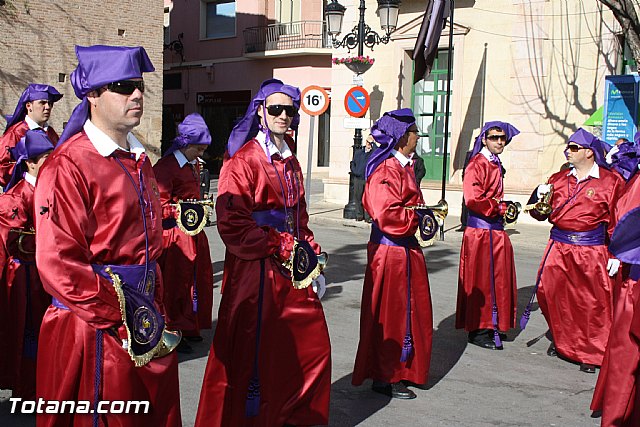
[391,149,412,167]
[567,162,600,181]
[172,150,196,168]
[83,119,145,160]
[256,131,292,160]
[25,115,49,131]
[24,172,36,187]
[480,147,496,161]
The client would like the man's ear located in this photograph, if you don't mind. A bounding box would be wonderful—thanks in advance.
[86,90,100,108]
[25,101,33,112]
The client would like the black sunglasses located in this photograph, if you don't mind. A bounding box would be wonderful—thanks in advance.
[106,80,145,95]
[266,104,297,118]
[486,134,507,141]
[565,144,587,152]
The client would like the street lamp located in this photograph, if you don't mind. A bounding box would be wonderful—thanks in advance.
[324,0,400,219]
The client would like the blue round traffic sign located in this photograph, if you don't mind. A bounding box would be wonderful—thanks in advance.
[344,87,370,118]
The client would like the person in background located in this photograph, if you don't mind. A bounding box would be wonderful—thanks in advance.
[351,134,376,222]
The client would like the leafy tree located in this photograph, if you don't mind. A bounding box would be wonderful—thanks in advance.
[600,0,640,71]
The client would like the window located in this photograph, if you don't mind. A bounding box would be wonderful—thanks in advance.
[412,48,453,181]
[275,0,301,35]
[201,0,236,39]
[317,105,331,167]
[164,73,182,90]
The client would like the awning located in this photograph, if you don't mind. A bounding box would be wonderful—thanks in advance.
[584,106,603,127]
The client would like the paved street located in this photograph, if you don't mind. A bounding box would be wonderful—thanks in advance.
[0,182,604,426]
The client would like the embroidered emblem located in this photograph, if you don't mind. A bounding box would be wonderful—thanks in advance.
[132,306,159,345]
[586,188,595,198]
[286,211,295,234]
[296,246,310,274]
[143,270,155,295]
[184,209,198,227]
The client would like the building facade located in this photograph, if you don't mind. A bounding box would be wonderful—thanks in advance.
[163,0,332,175]
[0,0,164,161]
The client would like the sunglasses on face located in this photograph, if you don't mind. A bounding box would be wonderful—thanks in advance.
[266,104,297,118]
[486,134,507,141]
[106,80,145,95]
[565,144,586,152]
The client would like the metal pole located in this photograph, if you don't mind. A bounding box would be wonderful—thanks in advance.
[439,0,454,240]
[343,0,367,219]
[480,43,487,126]
[305,116,316,208]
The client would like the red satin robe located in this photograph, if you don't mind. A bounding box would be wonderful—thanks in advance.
[153,154,213,335]
[0,121,59,187]
[591,172,640,426]
[536,167,623,365]
[457,154,517,332]
[195,137,331,427]
[352,157,433,386]
[34,132,181,427]
[0,179,50,399]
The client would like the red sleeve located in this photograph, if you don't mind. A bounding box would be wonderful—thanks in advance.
[34,154,121,329]
[215,155,280,260]
[0,127,21,187]
[363,163,418,238]
[463,157,500,217]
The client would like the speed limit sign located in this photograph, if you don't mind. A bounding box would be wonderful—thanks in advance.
[300,85,330,116]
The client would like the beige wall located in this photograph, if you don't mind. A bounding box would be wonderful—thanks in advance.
[0,1,164,161]
[325,0,620,208]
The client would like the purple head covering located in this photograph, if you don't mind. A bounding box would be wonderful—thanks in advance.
[58,45,155,145]
[365,108,416,179]
[567,128,610,169]
[610,139,640,181]
[163,113,211,157]
[5,129,55,191]
[227,79,300,158]
[4,84,63,132]
[469,121,520,160]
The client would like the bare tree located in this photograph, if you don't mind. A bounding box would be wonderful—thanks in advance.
[600,0,640,71]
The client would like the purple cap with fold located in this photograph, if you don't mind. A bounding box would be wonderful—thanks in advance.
[365,108,416,179]
[5,129,55,191]
[567,128,610,169]
[469,121,520,160]
[227,79,300,158]
[163,113,212,157]
[58,45,155,145]
[610,140,640,181]
[4,84,63,132]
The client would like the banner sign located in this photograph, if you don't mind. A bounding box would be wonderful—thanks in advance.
[602,75,640,146]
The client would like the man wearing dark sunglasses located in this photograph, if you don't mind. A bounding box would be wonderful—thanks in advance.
[457,121,520,351]
[525,128,623,375]
[196,79,330,426]
[33,45,181,426]
[0,84,63,187]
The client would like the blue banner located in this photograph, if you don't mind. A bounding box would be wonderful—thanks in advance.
[602,75,640,146]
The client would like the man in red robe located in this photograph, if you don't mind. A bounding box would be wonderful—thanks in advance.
[0,84,62,187]
[351,108,433,400]
[195,79,330,426]
[457,121,520,349]
[34,45,181,426]
[523,128,623,373]
[590,135,640,425]
[0,129,53,399]
[154,112,214,353]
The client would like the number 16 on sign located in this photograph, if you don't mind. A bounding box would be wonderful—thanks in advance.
[300,86,330,208]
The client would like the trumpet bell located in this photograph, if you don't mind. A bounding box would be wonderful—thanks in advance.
[155,329,183,358]
[504,202,522,224]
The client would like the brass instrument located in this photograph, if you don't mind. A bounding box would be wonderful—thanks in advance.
[282,239,329,289]
[10,228,35,255]
[503,202,522,224]
[525,183,553,216]
[405,199,449,247]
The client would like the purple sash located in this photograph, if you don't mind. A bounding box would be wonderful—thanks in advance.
[370,224,419,248]
[630,265,640,281]
[52,297,69,310]
[252,209,288,232]
[467,212,504,231]
[550,224,606,246]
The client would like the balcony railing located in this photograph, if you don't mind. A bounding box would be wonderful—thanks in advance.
[244,20,330,54]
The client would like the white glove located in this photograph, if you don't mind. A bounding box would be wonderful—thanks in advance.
[607,258,621,277]
[312,274,326,300]
[605,145,619,165]
[536,184,552,199]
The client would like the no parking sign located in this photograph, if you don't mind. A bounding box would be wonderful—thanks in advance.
[344,87,370,118]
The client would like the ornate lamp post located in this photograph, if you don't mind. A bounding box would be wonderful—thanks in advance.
[325,0,401,219]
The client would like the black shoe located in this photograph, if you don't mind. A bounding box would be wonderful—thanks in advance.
[371,382,417,399]
[364,218,372,224]
[468,330,500,350]
[547,343,557,357]
[591,410,602,418]
[401,380,428,390]
[176,338,193,354]
[184,335,203,342]
[580,363,597,374]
